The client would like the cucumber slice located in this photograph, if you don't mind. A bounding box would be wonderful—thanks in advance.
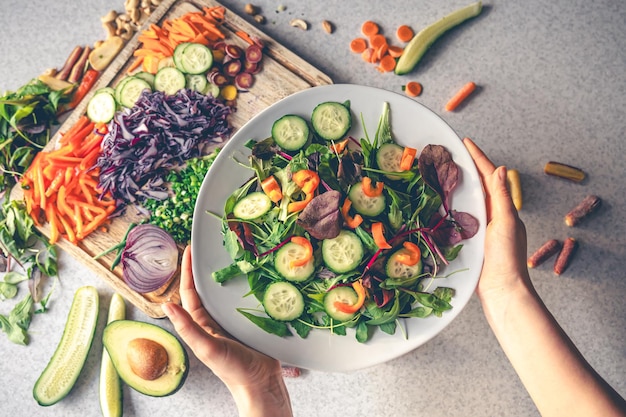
[87,90,116,123]
[114,76,133,104]
[118,77,152,108]
[95,86,116,96]
[376,143,405,180]
[172,43,191,70]
[158,56,176,70]
[133,71,155,87]
[311,101,352,141]
[324,286,358,322]
[271,114,310,151]
[262,281,304,321]
[33,286,99,406]
[348,181,386,217]
[99,293,125,417]
[395,1,483,75]
[154,67,186,96]
[175,43,213,74]
[186,74,208,93]
[275,242,315,282]
[321,230,364,273]
[232,192,272,220]
[203,82,220,98]
[386,248,423,279]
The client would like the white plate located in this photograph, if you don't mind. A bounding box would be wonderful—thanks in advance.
[191,84,486,372]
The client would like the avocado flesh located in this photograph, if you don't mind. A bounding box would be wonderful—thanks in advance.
[103,320,188,397]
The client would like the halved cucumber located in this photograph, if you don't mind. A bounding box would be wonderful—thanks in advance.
[324,286,359,322]
[311,101,352,141]
[33,286,99,406]
[262,281,304,321]
[232,192,272,220]
[321,230,364,273]
[99,293,126,417]
[87,90,116,123]
[118,77,152,108]
[274,242,315,282]
[271,114,310,151]
[174,43,213,74]
[348,181,386,217]
[376,143,405,180]
[154,67,186,96]
[386,248,423,279]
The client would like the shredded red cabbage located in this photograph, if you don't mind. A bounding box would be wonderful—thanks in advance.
[96,89,232,215]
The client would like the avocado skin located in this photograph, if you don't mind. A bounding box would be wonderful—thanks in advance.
[103,320,189,397]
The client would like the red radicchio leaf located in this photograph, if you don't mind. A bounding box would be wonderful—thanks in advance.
[227,214,258,256]
[429,210,479,246]
[418,144,459,212]
[296,190,342,240]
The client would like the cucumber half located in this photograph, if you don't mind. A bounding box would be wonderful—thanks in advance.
[311,101,352,141]
[262,281,305,321]
[99,294,126,417]
[33,286,99,406]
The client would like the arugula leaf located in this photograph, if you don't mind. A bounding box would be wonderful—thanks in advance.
[237,308,292,337]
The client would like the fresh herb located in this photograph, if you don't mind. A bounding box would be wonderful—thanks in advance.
[0,79,70,192]
[0,199,58,345]
[144,149,220,244]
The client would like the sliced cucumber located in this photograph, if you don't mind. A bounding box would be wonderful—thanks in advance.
[203,82,220,98]
[271,114,310,151]
[158,56,176,70]
[173,43,191,70]
[87,90,116,123]
[275,242,315,282]
[311,101,352,141]
[386,248,423,279]
[376,143,405,180]
[186,74,208,93]
[99,293,125,417]
[154,67,186,96]
[262,281,304,321]
[114,76,133,104]
[95,87,116,96]
[322,230,364,273]
[395,1,483,75]
[232,192,272,220]
[348,181,386,217]
[33,286,99,406]
[324,286,358,322]
[133,71,155,87]
[175,43,213,74]
[118,77,152,108]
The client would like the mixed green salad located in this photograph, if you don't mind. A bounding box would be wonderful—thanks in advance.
[212,100,479,343]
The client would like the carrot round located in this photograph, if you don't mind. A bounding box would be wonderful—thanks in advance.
[396,25,414,42]
[369,34,387,50]
[387,45,404,58]
[445,81,477,111]
[350,37,368,53]
[404,81,422,97]
[377,54,396,72]
[361,20,379,37]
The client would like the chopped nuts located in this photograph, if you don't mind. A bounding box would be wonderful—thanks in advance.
[254,14,266,24]
[244,3,258,15]
[322,20,334,34]
[506,168,523,211]
[290,18,309,30]
[564,195,601,227]
[544,161,586,183]
[527,239,562,268]
[553,237,578,275]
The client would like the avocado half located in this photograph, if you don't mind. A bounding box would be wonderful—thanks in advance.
[103,320,188,397]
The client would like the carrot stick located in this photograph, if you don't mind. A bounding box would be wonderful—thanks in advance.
[126,56,144,74]
[400,147,417,171]
[396,25,414,43]
[235,30,255,46]
[445,81,477,111]
[361,21,379,37]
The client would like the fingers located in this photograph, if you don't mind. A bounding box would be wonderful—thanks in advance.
[463,137,496,179]
[489,166,519,221]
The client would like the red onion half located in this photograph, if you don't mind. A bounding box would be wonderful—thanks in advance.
[121,224,178,293]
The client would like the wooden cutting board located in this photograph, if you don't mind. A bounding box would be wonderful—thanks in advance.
[12,0,332,318]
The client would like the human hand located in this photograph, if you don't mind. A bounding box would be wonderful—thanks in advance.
[463,138,533,307]
[162,246,292,417]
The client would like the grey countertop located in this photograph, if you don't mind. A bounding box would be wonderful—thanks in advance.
[1,0,624,416]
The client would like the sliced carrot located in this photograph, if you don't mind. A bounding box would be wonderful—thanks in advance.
[387,45,404,58]
[369,34,387,50]
[361,20,379,37]
[377,54,396,72]
[372,222,392,250]
[235,30,255,46]
[350,38,368,54]
[445,81,477,111]
[362,177,384,197]
[400,146,417,171]
[289,236,313,268]
[396,25,414,43]
[361,48,375,63]
[404,81,422,97]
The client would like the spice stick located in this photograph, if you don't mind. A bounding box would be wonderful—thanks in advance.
[554,237,578,275]
[565,195,601,226]
[527,239,561,268]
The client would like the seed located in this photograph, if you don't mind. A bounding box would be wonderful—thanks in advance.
[543,161,586,183]
[553,237,578,275]
[527,239,561,268]
[564,195,601,227]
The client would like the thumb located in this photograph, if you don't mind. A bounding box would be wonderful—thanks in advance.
[489,166,518,221]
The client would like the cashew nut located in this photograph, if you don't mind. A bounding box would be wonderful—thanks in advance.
[101,10,118,23]
[290,18,308,31]
[103,21,117,39]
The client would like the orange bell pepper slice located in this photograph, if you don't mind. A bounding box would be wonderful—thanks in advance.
[371,222,392,249]
[334,280,366,314]
[292,169,320,194]
[289,236,313,268]
[261,175,283,203]
[400,147,417,171]
[341,198,363,229]
[362,177,384,197]
[396,241,421,265]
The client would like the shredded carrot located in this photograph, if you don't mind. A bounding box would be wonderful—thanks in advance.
[329,139,349,154]
[445,81,477,111]
[372,222,392,250]
[361,21,379,37]
[377,54,396,72]
[350,38,368,54]
[400,146,417,171]
[404,81,422,97]
[396,25,414,43]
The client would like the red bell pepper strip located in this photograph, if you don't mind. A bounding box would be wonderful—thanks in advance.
[334,280,366,314]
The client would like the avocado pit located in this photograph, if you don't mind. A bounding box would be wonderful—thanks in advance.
[127,338,169,380]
